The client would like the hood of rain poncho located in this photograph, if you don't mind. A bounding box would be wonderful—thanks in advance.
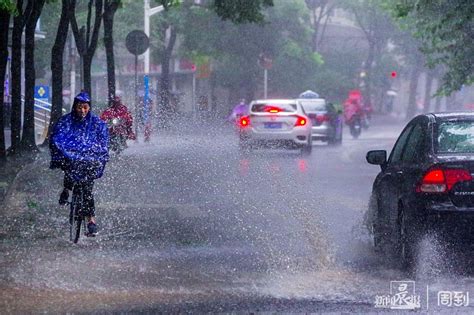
[50,94,109,182]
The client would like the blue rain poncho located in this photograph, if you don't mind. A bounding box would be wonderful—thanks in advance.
[50,102,109,182]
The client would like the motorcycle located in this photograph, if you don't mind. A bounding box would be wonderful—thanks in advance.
[344,101,363,139]
[348,114,362,139]
[107,118,128,154]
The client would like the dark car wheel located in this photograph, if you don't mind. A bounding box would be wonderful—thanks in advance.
[368,196,387,253]
[396,208,416,271]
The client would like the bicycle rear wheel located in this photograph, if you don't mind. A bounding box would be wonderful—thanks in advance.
[72,215,82,244]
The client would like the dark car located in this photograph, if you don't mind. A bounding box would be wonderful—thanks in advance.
[366,112,474,269]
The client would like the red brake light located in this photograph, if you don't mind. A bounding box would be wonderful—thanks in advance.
[265,106,281,113]
[417,168,472,193]
[239,116,250,127]
[294,115,307,126]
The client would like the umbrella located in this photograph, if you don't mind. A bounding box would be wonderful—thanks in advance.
[299,90,320,99]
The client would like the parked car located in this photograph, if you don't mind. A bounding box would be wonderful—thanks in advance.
[237,99,312,154]
[366,112,474,269]
[297,98,343,145]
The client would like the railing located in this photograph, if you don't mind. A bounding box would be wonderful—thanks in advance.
[20,97,65,143]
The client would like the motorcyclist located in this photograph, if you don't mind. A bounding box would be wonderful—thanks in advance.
[100,96,136,150]
[50,91,109,236]
[227,99,248,123]
[343,97,363,125]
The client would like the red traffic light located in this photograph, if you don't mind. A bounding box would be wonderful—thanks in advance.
[391,71,397,78]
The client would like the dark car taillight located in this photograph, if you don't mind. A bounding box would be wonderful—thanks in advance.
[416,168,472,193]
[316,114,329,123]
[294,115,307,126]
[239,116,250,128]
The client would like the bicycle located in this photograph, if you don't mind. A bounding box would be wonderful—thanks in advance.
[68,182,89,243]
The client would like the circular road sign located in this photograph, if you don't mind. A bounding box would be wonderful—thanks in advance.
[126,30,149,56]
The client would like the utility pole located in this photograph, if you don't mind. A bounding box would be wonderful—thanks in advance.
[144,0,163,75]
[143,0,164,139]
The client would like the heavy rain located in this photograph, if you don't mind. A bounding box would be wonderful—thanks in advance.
[1,0,474,313]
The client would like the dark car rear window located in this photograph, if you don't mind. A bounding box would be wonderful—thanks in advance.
[298,99,326,112]
[436,120,474,153]
[251,103,297,113]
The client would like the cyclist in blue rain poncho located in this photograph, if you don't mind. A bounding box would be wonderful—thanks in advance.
[50,92,109,236]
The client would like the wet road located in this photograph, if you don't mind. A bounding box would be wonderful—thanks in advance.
[1,116,474,313]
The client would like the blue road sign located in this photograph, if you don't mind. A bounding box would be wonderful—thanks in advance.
[34,85,50,100]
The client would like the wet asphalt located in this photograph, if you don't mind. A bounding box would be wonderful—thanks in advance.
[1,116,474,313]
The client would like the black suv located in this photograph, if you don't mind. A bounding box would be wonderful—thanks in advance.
[366,112,474,269]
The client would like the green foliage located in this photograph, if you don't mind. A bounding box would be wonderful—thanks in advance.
[212,0,273,24]
[388,0,474,95]
[314,50,365,103]
[0,0,16,13]
[181,0,321,97]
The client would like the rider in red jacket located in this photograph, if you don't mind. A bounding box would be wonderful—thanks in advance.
[100,96,136,140]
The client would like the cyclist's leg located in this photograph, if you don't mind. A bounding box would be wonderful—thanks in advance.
[59,172,74,205]
[83,180,98,235]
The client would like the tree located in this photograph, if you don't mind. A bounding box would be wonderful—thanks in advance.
[9,0,33,155]
[20,0,46,152]
[69,0,103,97]
[0,1,14,160]
[212,0,274,23]
[45,0,71,145]
[305,0,335,52]
[103,0,121,104]
[390,0,473,95]
[340,0,396,110]
[181,0,320,104]
[153,0,181,125]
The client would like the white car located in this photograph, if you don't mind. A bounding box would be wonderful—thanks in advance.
[237,99,312,154]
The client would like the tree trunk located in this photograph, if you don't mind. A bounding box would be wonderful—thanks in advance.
[20,0,45,153]
[0,9,10,160]
[9,0,29,155]
[83,54,92,95]
[103,0,119,105]
[434,96,442,112]
[45,0,70,146]
[406,65,421,120]
[70,0,103,99]
[423,71,433,112]
[159,26,177,123]
[446,93,457,111]
[363,42,375,108]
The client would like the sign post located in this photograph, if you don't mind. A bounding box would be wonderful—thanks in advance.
[258,53,272,99]
[125,30,149,141]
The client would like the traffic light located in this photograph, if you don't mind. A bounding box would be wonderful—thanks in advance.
[390,71,397,78]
